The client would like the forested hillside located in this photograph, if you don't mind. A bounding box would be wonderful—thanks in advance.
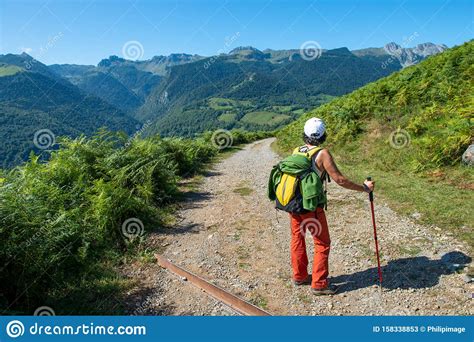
[140,47,403,136]
[50,54,203,113]
[0,60,138,168]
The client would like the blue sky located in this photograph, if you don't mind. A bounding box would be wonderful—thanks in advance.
[0,0,472,65]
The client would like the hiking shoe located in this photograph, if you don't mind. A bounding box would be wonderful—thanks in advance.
[312,284,339,296]
[293,275,312,286]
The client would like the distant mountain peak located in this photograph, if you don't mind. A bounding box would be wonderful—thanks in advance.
[151,53,202,63]
[20,52,33,59]
[168,53,196,58]
[383,41,447,67]
[1,52,33,63]
[0,52,63,81]
[97,55,126,67]
[227,46,269,61]
[325,47,351,55]
[385,42,402,51]
[413,42,448,56]
[229,46,262,55]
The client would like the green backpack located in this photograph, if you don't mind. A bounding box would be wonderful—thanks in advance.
[268,146,329,213]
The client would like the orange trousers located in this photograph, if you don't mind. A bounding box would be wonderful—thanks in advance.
[289,207,330,289]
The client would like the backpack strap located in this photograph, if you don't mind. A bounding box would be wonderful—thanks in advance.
[293,145,321,158]
[308,147,330,211]
[309,149,323,177]
[292,145,328,179]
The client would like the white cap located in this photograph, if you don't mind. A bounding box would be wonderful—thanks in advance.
[304,117,326,139]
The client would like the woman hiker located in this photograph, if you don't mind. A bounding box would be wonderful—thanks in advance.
[269,117,375,295]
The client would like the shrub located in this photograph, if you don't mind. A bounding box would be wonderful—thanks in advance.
[0,128,256,313]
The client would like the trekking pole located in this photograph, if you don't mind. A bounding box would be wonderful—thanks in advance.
[367,177,383,293]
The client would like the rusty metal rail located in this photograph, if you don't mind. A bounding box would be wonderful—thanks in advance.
[155,254,271,316]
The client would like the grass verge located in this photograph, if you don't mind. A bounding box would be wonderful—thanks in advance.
[333,140,473,252]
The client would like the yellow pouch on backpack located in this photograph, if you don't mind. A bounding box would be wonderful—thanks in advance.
[275,173,298,206]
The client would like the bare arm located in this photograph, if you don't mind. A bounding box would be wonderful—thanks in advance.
[319,149,374,192]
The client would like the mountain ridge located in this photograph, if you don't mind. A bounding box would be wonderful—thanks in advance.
[0,41,450,167]
[0,54,139,168]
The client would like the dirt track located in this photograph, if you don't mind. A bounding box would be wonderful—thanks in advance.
[126,138,473,315]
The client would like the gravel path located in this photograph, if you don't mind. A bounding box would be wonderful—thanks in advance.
[125,138,473,316]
